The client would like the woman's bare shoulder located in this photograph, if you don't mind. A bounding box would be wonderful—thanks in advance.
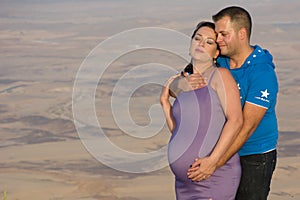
[215,67,230,75]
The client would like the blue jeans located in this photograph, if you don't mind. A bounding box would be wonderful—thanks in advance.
[235,150,277,200]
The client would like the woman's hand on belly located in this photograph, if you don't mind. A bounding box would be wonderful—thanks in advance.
[187,156,217,181]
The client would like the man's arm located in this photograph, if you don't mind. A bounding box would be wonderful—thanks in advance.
[188,102,267,181]
[216,102,267,168]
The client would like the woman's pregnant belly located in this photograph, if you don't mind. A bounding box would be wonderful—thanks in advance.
[168,87,225,182]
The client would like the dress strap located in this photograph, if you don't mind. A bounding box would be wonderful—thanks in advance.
[208,67,218,85]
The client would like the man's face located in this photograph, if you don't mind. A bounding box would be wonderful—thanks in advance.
[215,16,239,57]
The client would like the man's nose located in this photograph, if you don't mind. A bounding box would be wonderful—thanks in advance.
[216,34,222,43]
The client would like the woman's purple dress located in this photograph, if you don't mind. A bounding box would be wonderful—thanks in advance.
[168,79,241,200]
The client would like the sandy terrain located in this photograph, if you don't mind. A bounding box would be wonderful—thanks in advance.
[0,0,300,199]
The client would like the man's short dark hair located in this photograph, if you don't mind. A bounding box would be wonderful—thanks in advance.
[212,6,252,39]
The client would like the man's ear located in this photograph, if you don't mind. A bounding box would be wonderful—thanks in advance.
[239,27,247,40]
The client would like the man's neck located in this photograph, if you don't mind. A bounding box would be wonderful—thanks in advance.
[230,46,254,69]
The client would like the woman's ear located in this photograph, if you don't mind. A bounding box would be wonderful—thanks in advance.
[214,49,220,60]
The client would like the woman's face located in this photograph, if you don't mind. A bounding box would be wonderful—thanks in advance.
[189,26,219,61]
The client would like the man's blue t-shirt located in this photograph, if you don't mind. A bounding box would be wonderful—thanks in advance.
[217,45,279,156]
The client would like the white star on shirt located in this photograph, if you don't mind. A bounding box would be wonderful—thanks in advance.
[261,89,270,98]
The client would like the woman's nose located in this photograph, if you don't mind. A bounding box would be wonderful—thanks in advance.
[199,40,205,46]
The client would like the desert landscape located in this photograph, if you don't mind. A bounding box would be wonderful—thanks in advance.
[0,0,300,199]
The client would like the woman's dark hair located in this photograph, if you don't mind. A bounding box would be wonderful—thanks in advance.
[191,21,215,39]
[183,62,194,75]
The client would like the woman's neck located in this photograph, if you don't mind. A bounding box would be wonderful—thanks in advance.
[192,60,214,75]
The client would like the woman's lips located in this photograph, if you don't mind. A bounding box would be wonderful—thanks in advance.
[195,48,204,53]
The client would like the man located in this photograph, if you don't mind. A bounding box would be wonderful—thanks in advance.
[187,6,278,200]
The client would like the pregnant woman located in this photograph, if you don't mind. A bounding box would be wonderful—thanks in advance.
[160,21,243,200]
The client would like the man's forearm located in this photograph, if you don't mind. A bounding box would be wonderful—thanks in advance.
[217,102,267,168]
[216,130,248,168]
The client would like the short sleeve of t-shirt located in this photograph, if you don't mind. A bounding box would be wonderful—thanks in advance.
[245,64,278,109]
